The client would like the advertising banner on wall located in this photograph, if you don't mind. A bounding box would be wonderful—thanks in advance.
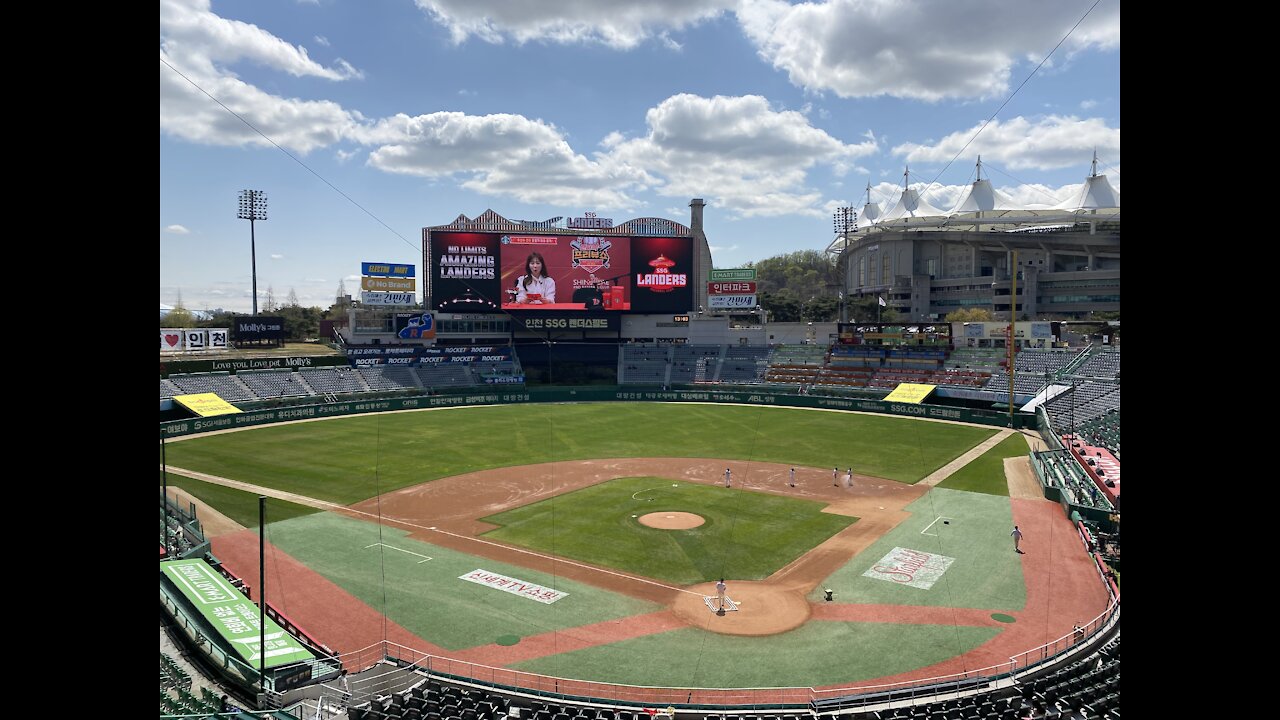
[708,294,757,309]
[707,281,756,294]
[184,329,207,351]
[708,268,756,281]
[163,329,231,353]
[361,262,415,277]
[234,317,285,342]
[394,312,436,339]
[362,277,416,291]
[361,292,417,306]
[161,328,184,353]
[161,559,314,668]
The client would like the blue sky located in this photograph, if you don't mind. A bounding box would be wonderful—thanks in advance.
[160,0,1120,312]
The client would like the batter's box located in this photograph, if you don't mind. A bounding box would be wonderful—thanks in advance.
[703,595,739,613]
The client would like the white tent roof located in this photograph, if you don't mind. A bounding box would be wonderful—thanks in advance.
[878,187,948,224]
[949,178,1025,215]
[1053,173,1121,211]
[860,200,882,227]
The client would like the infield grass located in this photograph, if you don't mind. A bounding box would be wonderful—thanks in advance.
[163,404,994,504]
[481,477,857,584]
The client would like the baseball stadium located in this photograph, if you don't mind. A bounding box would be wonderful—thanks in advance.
[160,201,1120,720]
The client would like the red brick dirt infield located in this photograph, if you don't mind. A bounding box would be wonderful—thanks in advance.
[205,458,1110,692]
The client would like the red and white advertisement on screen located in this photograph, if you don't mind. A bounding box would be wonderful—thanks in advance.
[569,236,612,272]
[635,254,687,293]
[500,235,631,310]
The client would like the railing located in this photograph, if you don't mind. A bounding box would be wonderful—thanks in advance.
[326,552,1119,711]
[160,584,263,691]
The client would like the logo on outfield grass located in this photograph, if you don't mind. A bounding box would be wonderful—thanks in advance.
[863,547,955,589]
[460,569,568,604]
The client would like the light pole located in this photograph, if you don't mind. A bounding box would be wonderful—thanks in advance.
[238,190,268,316]
[833,206,858,238]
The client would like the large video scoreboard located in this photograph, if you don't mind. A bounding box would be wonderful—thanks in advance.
[429,231,693,315]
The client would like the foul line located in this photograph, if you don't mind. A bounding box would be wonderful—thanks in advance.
[364,542,433,563]
[920,516,954,536]
[164,464,702,598]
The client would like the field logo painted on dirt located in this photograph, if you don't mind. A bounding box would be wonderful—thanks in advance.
[460,569,569,604]
[863,547,956,589]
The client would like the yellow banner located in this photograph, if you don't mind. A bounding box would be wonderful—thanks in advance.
[362,276,416,291]
[882,383,936,404]
[173,393,242,417]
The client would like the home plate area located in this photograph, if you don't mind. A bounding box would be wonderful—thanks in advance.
[702,595,739,613]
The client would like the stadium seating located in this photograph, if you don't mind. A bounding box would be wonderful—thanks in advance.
[238,370,311,399]
[169,372,257,402]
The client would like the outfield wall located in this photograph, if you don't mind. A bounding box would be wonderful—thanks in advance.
[159,386,1030,438]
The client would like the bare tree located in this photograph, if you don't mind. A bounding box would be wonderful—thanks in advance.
[287,287,300,308]
[263,285,277,313]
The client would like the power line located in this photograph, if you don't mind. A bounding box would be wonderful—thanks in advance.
[160,56,418,253]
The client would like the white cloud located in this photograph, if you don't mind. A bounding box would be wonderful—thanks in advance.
[335,148,358,163]
[603,94,876,217]
[160,0,364,153]
[166,224,191,234]
[160,0,360,81]
[313,35,330,47]
[892,115,1119,171]
[736,0,1120,100]
[709,244,740,253]
[414,0,734,49]
[359,111,654,207]
[271,254,284,259]
[1080,99,1098,110]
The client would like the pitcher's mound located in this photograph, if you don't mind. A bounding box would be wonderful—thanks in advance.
[672,581,810,636]
[638,512,705,529]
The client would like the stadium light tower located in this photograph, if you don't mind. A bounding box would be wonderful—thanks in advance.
[237,190,268,315]
[833,206,857,236]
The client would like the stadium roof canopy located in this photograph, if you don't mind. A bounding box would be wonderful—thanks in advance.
[828,154,1120,256]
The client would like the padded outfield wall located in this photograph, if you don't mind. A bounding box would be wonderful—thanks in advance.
[159,386,1031,438]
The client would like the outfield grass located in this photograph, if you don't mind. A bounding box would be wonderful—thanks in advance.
[481,477,856,584]
[163,404,995,504]
[934,432,1031,496]
[164,474,319,527]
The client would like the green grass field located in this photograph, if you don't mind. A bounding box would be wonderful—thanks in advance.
[481,477,856,584]
[163,474,319,527]
[934,432,1030,496]
[265,512,660,650]
[162,403,1035,689]
[511,622,1000,688]
[163,404,996,504]
[813,488,1025,610]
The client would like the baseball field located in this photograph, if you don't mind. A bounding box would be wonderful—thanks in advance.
[163,402,1109,697]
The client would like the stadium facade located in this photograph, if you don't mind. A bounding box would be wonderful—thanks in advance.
[830,159,1120,321]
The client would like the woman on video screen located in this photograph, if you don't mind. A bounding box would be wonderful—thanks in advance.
[515,252,556,304]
